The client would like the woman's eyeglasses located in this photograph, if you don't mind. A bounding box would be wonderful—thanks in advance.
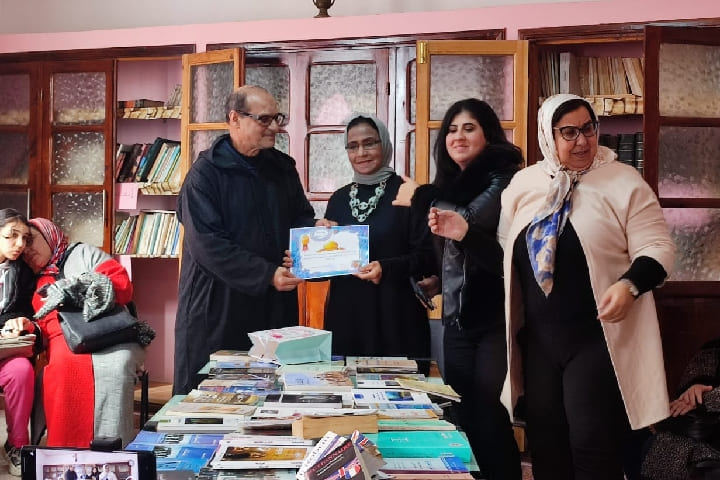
[345,139,382,152]
[237,111,289,128]
[553,121,598,141]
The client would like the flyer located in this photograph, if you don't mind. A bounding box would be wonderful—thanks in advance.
[289,226,369,279]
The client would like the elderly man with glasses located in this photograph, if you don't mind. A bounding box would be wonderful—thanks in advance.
[173,85,331,395]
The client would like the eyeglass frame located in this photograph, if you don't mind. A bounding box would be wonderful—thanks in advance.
[345,139,382,153]
[235,110,289,128]
[553,121,599,142]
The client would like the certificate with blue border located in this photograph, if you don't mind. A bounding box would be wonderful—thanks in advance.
[289,225,369,279]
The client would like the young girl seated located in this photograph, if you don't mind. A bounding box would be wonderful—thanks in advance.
[0,208,41,476]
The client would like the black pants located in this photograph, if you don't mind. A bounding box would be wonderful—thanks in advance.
[524,328,631,480]
[444,322,521,480]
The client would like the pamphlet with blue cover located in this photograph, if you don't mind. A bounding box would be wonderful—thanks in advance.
[289,225,369,279]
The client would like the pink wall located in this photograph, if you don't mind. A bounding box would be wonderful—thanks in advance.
[1,0,719,53]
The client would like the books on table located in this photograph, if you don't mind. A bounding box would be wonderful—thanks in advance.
[155,416,249,433]
[352,389,432,406]
[345,356,418,374]
[198,377,279,394]
[355,372,426,389]
[181,389,260,406]
[292,411,379,439]
[365,430,473,462]
[262,393,344,409]
[210,350,277,365]
[379,455,469,473]
[281,370,353,392]
[128,431,224,447]
[377,418,456,431]
[395,377,461,402]
[198,467,298,479]
[210,440,313,470]
[297,430,385,480]
[164,402,257,417]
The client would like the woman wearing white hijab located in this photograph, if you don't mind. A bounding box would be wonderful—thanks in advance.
[322,113,435,360]
[493,94,675,479]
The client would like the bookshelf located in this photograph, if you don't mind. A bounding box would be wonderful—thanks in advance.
[521,24,647,169]
[115,56,185,384]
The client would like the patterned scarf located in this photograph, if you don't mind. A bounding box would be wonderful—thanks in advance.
[29,218,69,275]
[526,94,615,296]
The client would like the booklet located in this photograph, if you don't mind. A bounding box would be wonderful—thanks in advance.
[289,225,369,279]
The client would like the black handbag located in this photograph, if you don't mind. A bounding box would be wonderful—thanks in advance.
[57,304,139,354]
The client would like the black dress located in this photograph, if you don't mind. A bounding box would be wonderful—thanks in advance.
[323,173,434,358]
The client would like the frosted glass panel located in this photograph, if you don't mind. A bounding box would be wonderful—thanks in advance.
[190,129,227,164]
[311,201,327,220]
[245,66,290,115]
[429,129,439,183]
[659,44,720,118]
[0,74,30,126]
[408,132,415,179]
[658,126,720,198]
[664,208,720,281]
[275,133,289,155]
[53,72,106,125]
[53,192,104,247]
[409,60,417,124]
[309,63,376,125]
[52,132,105,185]
[308,133,353,193]
[430,55,512,121]
[0,191,29,216]
[0,132,29,184]
[191,62,234,124]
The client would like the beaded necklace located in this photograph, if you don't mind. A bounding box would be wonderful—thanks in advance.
[349,179,387,222]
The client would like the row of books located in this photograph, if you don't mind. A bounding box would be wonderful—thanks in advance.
[118,85,181,109]
[600,131,644,174]
[115,137,181,189]
[113,210,180,257]
[540,51,645,99]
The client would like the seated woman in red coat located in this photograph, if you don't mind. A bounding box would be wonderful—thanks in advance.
[23,218,145,447]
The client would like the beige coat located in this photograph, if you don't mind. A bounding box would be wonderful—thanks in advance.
[498,159,676,429]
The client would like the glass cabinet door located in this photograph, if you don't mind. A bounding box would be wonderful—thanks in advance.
[181,48,244,176]
[0,63,38,217]
[644,26,720,288]
[415,40,529,183]
[43,61,114,251]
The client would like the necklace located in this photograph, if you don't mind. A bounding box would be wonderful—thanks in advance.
[349,179,387,222]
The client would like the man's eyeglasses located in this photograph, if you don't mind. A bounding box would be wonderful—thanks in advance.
[237,111,289,128]
[553,121,598,142]
[345,139,382,153]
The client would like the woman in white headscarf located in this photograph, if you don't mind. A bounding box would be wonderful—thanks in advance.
[322,113,435,359]
[493,94,675,479]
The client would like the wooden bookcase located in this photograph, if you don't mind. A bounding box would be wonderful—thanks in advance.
[114,50,193,384]
[0,58,114,251]
[520,21,720,391]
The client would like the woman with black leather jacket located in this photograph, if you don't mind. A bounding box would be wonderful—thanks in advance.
[394,98,523,480]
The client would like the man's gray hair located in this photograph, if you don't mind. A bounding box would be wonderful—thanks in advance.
[225,85,271,122]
